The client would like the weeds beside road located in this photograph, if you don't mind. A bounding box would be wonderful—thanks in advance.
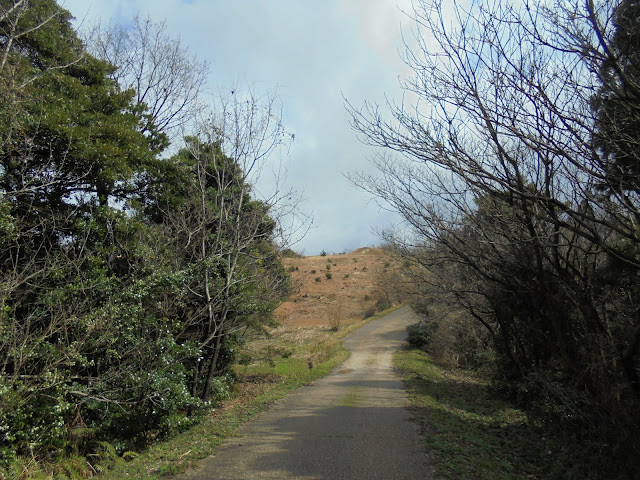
[396,347,629,480]
[93,307,403,480]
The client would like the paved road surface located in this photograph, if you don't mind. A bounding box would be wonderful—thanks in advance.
[177,306,431,480]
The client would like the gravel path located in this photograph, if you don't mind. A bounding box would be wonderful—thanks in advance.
[177,306,432,480]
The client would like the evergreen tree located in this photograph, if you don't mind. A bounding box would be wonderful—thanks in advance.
[593,0,640,195]
[0,1,290,470]
[0,0,176,461]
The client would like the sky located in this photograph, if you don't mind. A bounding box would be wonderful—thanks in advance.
[62,0,415,255]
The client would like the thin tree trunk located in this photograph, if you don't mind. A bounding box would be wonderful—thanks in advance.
[202,332,222,402]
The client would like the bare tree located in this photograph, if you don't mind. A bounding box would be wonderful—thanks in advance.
[87,15,209,141]
[161,89,295,402]
[348,0,640,461]
[349,0,637,266]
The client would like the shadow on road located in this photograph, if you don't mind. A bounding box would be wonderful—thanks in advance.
[210,404,430,480]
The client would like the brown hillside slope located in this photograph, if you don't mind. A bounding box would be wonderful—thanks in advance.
[275,247,405,328]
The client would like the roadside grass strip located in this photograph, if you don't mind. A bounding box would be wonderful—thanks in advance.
[96,305,403,479]
[7,305,404,480]
[96,347,349,480]
[395,347,612,480]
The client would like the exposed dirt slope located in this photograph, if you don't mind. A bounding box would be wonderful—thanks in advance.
[275,247,401,328]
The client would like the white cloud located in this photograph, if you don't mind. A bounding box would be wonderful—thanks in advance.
[63,0,411,255]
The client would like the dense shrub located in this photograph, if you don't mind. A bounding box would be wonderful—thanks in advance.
[406,320,434,350]
[363,307,376,319]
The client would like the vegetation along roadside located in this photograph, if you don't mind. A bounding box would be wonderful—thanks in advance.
[394,266,638,480]
[396,345,639,480]
[6,304,400,480]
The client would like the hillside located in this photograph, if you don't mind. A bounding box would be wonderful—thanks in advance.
[275,247,403,328]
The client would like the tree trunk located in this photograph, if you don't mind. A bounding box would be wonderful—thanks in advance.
[202,332,223,402]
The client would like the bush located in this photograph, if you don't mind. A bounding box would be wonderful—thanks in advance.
[325,272,332,280]
[315,277,322,283]
[406,320,435,350]
[411,301,492,369]
[0,381,70,466]
[375,297,390,311]
[328,304,342,332]
[281,248,303,258]
[363,307,376,319]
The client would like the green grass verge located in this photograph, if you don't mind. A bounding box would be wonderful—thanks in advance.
[100,305,403,479]
[95,345,349,479]
[12,305,404,480]
[395,347,615,480]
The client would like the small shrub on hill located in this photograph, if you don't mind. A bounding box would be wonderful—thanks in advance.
[376,297,390,311]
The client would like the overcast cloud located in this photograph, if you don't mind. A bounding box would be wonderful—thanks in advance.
[62,0,414,255]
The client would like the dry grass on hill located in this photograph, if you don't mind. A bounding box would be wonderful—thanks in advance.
[236,247,408,387]
[274,247,406,329]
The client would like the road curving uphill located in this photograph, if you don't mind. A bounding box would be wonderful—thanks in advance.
[176,305,431,480]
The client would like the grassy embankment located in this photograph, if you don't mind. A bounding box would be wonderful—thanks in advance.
[396,347,622,480]
[68,306,401,480]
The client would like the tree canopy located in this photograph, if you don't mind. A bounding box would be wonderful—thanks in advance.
[0,0,290,473]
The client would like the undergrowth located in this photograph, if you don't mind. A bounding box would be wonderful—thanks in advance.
[8,305,401,480]
[395,347,635,480]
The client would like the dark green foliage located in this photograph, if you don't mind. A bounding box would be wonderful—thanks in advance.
[593,0,640,196]
[0,0,290,473]
[406,320,434,350]
[280,248,303,258]
[375,297,390,312]
[363,307,376,319]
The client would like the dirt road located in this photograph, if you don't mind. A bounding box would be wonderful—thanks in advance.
[177,306,431,479]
